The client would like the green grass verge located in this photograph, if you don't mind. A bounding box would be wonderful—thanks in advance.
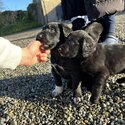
[0,20,42,36]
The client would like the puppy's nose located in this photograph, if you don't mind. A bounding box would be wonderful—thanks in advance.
[58,48,62,53]
[58,47,64,56]
[36,34,43,41]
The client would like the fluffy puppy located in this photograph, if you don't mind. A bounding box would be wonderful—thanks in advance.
[58,22,124,104]
[36,22,84,103]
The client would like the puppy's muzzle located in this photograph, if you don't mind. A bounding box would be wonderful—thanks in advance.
[58,45,69,57]
[44,44,53,49]
[58,47,63,55]
[36,34,50,49]
[36,34,43,41]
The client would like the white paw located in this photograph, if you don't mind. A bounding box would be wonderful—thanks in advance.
[52,86,63,97]
[73,97,82,104]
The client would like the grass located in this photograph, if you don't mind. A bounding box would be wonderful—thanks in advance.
[0,20,42,36]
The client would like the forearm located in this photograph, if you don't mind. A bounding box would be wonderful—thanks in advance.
[0,37,22,69]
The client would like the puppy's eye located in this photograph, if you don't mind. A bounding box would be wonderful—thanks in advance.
[51,28,55,32]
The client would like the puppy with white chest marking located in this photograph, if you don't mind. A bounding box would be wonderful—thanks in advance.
[58,22,125,103]
[36,22,84,103]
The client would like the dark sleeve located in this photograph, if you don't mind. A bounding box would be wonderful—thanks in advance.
[84,0,125,20]
[61,0,86,20]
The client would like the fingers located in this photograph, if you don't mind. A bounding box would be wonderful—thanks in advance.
[30,40,50,62]
[35,40,43,46]
[27,40,42,48]
[41,49,50,54]
[37,53,49,62]
[29,40,50,54]
[41,53,49,62]
[41,57,48,62]
[36,41,50,62]
[39,50,50,62]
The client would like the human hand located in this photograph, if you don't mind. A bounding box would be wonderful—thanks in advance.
[20,40,50,66]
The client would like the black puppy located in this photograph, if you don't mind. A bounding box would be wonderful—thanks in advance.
[58,22,122,104]
[36,22,84,103]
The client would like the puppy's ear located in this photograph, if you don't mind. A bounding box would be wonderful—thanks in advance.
[81,34,96,58]
[85,22,103,42]
[68,30,97,57]
[60,23,72,37]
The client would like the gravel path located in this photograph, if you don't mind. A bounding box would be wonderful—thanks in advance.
[0,14,125,125]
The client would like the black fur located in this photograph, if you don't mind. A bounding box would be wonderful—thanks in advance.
[59,22,125,104]
[72,18,86,30]
[36,22,84,102]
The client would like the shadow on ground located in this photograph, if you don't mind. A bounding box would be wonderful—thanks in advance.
[0,73,55,102]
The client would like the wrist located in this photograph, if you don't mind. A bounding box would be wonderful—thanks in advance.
[20,47,31,66]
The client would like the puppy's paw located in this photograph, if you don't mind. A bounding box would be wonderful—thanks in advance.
[90,96,99,104]
[52,85,63,97]
[73,97,82,104]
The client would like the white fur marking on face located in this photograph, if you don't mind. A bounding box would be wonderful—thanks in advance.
[52,85,63,97]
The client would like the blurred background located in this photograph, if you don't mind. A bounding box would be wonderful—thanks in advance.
[0,0,62,36]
